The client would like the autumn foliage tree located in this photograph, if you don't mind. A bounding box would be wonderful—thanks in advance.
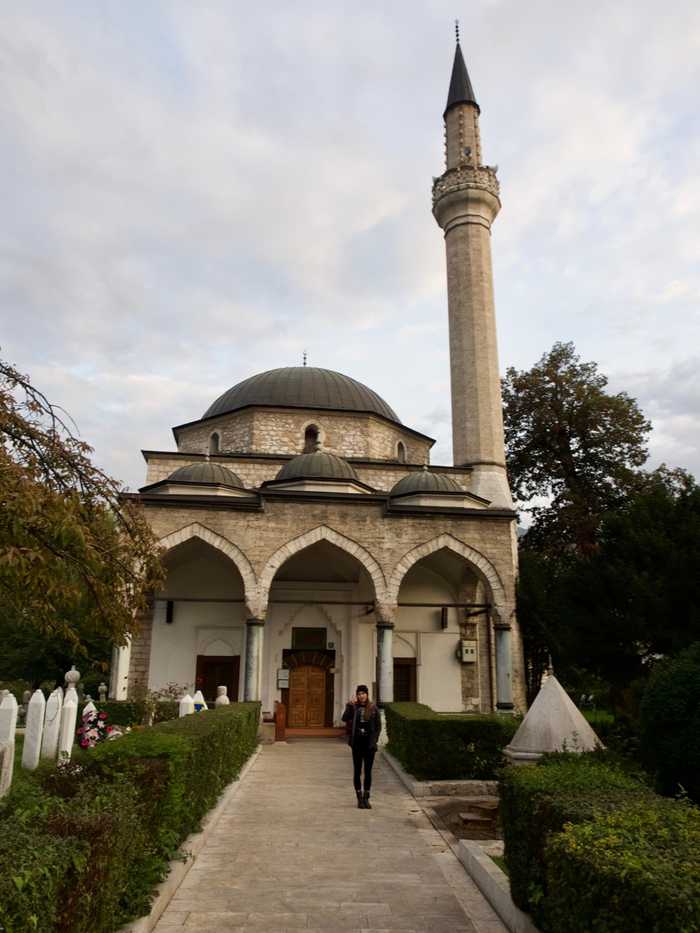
[0,357,164,661]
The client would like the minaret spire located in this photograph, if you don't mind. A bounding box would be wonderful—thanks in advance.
[445,25,479,116]
[432,34,512,508]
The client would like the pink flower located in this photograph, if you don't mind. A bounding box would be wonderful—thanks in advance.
[98,712,107,720]
[80,739,89,748]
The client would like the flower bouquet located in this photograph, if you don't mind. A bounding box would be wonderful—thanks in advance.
[76,708,123,748]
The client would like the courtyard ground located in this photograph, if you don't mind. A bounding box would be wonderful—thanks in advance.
[154,739,506,933]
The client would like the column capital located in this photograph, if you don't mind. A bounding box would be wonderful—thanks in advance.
[374,602,397,625]
[246,617,265,627]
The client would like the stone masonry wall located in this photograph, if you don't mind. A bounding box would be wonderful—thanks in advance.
[174,408,431,464]
[127,609,153,696]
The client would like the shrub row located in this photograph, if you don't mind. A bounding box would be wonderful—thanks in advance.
[0,702,260,933]
[385,702,518,779]
[500,753,700,932]
[90,699,179,727]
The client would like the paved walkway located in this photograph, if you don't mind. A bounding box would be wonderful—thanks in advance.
[154,740,507,933]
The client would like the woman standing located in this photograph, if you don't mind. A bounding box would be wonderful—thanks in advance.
[342,685,381,809]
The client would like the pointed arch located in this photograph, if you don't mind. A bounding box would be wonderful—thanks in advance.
[258,525,387,610]
[158,522,257,609]
[389,533,507,615]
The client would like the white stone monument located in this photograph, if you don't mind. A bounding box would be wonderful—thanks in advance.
[179,694,195,717]
[192,690,208,712]
[214,686,230,707]
[58,687,79,759]
[504,674,603,765]
[82,699,97,718]
[22,689,46,770]
[40,687,64,760]
[98,682,108,702]
[0,693,18,796]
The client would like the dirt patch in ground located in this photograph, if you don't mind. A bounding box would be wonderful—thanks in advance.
[423,796,502,841]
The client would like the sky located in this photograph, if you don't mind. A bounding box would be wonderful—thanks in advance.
[2,1,699,491]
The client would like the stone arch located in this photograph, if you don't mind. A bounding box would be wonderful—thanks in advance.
[158,522,258,612]
[258,525,387,611]
[388,533,507,618]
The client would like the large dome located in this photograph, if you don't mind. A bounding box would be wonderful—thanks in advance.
[389,469,463,497]
[203,367,400,423]
[167,462,245,487]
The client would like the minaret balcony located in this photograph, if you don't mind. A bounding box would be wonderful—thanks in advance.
[432,164,500,207]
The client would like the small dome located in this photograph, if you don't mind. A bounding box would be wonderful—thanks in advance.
[203,366,401,423]
[167,462,244,488]
[389,469,462,497]
[276,450,359,483]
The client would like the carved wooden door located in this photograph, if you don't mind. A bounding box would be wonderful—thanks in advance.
[288,665,326,727]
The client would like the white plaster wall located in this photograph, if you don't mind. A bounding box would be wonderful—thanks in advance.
[418,633,463,711]
[149,599,246,696]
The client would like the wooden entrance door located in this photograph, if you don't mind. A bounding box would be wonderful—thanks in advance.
[195,655,240,704]
[287,665,326,728]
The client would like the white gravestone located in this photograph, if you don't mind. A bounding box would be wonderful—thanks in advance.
[82,700,97,718]
[41,687,64,760]
[0,742,13,798]
[22,689,46,770]
[215,686,230,707]
[0,693,18,796]
[58,687,79,759]
[179,694,195,717]
[192,690,208,712]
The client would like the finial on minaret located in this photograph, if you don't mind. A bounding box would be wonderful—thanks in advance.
[455,19,460,44]
[302,350,307,367]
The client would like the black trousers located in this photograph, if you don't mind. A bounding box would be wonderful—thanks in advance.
[352,741,376,792]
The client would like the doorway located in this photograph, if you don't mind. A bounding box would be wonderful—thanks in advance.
[287,665,326,727]
[195,655,240,704]
[393,658,417,702]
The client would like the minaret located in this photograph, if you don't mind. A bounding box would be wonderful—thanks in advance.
[432,31,512,508]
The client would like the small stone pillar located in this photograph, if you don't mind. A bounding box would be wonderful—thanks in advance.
[244,618,265,702]
[494,622,514,711]
[215,686,230,706]
[98,682,108,702]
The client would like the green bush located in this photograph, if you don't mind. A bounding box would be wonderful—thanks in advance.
[499,753,652,925]
[544,799,700,933]
[85,699,179,727]
[639,642,700,801]
[385,702,517,779]
[0,702,259,932]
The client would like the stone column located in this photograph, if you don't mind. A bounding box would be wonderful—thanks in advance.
[494,622,514,710]
[375,604,396,707]
[244,618,265,702]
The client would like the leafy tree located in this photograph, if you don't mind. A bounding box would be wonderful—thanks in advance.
[0,357,164,657]
[503,341,651,555]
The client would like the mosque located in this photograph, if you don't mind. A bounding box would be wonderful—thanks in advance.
[111,39,526,723]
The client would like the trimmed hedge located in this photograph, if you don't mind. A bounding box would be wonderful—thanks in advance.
[499,753,652,926]
[385,702,518,779]
[544,798,700,933]
[89,699,179,727]
[639,642,700,802]
[0,702,259,932]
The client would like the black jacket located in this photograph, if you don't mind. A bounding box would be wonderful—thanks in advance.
[342,702,381,750]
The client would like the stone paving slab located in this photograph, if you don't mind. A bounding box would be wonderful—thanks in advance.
[154,742,507,933]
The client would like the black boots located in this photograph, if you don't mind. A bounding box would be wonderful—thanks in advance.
[356,790,364,808]
[363,791,371,809]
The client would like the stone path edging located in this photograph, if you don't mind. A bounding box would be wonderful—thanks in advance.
[383,749,541,933]
[457,841,541,933]
[119,743,262,933]
[382,747,498,797]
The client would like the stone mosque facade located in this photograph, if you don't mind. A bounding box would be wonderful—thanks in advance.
[111,41,526,723]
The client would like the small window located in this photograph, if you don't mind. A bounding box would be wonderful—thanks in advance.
[304,424,319,453]
[209,432,220,454]
[292,627,326,650]
[396,441,406,463]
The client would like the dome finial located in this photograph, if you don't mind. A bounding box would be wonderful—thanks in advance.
[302,350,307,367]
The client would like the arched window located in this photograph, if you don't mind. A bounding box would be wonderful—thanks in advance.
[209,432,220,455]
[304,424,319,453]
[396,441,406,463]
